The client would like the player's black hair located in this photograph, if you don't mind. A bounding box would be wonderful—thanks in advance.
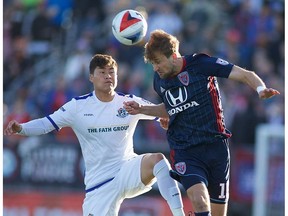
[89,54,118,74]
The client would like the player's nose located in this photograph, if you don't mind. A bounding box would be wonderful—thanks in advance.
[153,64,159,72]
[105,73,112,79]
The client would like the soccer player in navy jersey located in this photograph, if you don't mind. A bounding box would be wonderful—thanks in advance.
[123,29,280,216]
[4,54,185,216]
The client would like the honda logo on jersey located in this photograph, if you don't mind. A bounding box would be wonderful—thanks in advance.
[165,87,188,107]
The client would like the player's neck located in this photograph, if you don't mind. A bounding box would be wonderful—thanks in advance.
[172,57,184,76]
[95,91,115,102]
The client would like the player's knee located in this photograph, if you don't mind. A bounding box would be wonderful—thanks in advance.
[143,153,169,176]
[143,153,165,170]
[151,153,165,164]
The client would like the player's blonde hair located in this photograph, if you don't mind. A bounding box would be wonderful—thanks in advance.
[144,29,179,63]
[89,54,118,74]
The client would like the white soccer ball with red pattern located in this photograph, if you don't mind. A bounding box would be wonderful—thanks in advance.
[112,9,148,46]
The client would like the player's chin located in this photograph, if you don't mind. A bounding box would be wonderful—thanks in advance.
[101,85,115,93]
[105,83,115,88]
[159,74,168,79]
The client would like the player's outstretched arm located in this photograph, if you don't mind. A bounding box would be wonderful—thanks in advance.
[123,101,169,118]
[228,65,280,99]
[4,120,22,135]
[4,118,56,136]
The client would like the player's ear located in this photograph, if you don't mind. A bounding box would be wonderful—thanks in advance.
[89,74,94,82]
[171,53,178,63]
[172,53,177,59]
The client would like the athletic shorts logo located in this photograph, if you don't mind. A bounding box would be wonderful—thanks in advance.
[175,162,186,175]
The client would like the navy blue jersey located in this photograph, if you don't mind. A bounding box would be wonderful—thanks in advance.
[154,53,234,149]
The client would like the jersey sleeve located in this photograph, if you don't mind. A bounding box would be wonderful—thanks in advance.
[46,98,77,131]
[192,53,234,78]
[19,117,56,136]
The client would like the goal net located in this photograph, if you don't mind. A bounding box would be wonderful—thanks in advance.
[252,124,284,216]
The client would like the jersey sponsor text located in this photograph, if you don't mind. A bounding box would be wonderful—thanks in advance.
[88,125,129,133]
[167,100,199,116]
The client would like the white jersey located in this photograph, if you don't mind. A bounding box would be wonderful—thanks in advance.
[46,91,156,190]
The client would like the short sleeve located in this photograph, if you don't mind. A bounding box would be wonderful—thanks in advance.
[192,54,234,78]
[48,99,76,130]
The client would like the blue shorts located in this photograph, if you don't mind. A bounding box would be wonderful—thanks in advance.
[170,139,230,204]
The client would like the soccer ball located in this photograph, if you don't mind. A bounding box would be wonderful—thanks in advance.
[112,9,147,46]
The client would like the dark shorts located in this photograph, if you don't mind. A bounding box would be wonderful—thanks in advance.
[170,139,230,204]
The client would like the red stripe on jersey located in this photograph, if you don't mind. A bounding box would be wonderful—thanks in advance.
[175,57,187,77]
[170,149,175,169]
[208,76,231,138]
[180,57,187,73]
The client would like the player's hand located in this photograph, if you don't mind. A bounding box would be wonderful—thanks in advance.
[4,120,22,135]
[259,88,280,99]
[123,101,141,115]
[159,118,169,130]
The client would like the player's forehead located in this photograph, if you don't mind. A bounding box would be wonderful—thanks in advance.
[95,65,116,70]
[151,52,169,63]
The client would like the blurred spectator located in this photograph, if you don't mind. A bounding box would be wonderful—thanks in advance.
[8,1,27,39]
[265,101,284,125]
[74,0,105,22]
[41,75,75,114]
[146,1,183,36]
[45,0,74,27]
[180,0,221,53]
[3,37,34,91]
[64,32,93,82]
[27,2,58,57]
[230,95,267,146]
[265,4,284,76]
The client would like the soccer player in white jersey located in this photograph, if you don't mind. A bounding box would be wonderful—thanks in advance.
[4,54,185,216]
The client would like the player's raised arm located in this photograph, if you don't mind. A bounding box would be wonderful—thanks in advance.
[228,65,280,99]
[123,101,169,118]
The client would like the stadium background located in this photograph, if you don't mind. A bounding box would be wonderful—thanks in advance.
[3,0,284,215]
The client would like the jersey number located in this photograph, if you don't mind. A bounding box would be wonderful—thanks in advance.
[219,183,227,199]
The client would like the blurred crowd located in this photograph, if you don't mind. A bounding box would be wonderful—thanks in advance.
[3,0,284,150]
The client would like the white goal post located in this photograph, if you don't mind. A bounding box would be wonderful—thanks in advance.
[252,124,284,216]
